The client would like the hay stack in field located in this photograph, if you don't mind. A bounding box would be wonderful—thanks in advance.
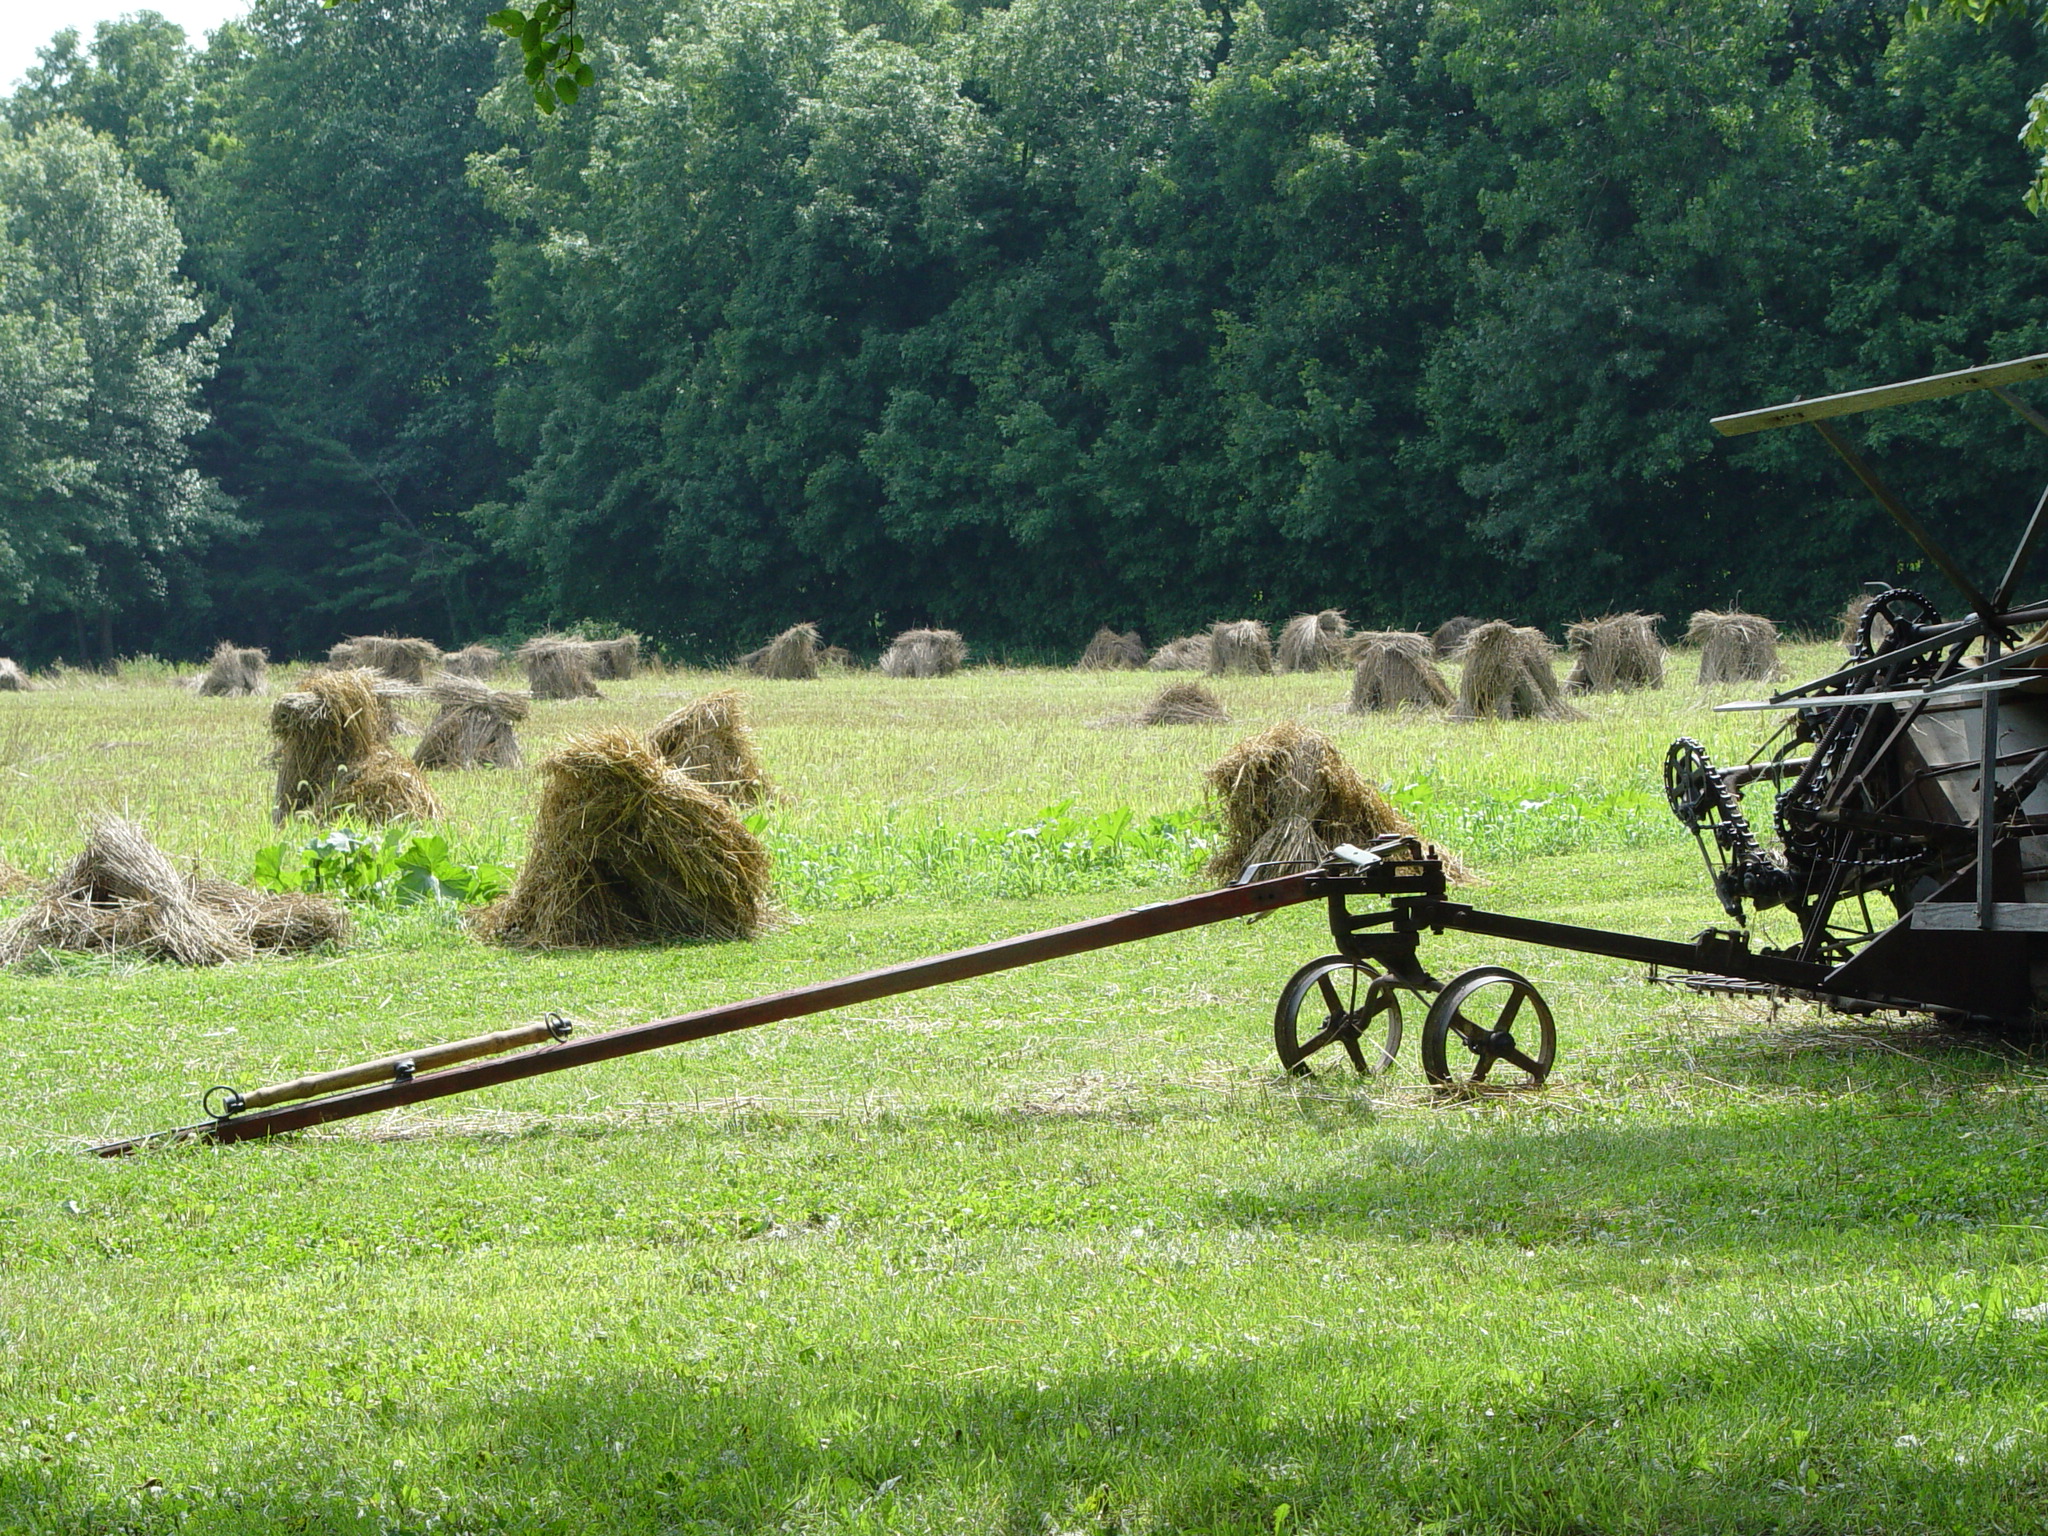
[443,644,502,680]
[1349,631,1453,713]
[1147,635,1212,671]
[1687,610,1783,684]
[517,635,603,700]
[414,673,529,770]
[269,667,442,824]
[1432,617,1482,658]
[471,729,771,947]
[1079,627,1148,670]
[744,622,821,680]
[195,642,268,697]
[1202,721,1452,883]
[592,635,640,680]
[338,635,441,685]
[0,816,348,966]
[819,645,856,671]
[0,658,31,691]
[1451,622,1582,722]
[878,628,966,678]
[1137,681,1230,725]
[1207,620,1274,676]
[1277,611,1351,673]
[649,689,770,807]
[1564,613,1665,694]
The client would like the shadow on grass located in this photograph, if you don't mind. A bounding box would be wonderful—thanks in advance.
[1209,1072,2048,1249]
[5,1310,2042,1534]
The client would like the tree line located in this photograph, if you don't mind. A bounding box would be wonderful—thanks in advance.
[4,0,2048,665]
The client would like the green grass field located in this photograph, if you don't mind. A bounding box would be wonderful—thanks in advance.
[5,648,2048,1534]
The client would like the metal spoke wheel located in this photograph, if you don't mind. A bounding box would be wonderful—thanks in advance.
[1273,955,1403,1076]
[1419,966,1555,1089]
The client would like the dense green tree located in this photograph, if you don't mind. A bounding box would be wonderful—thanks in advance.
[0,120,234,662]
[182,0,520,655]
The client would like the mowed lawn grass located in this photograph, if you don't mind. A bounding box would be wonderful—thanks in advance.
[4,647,2048,1534]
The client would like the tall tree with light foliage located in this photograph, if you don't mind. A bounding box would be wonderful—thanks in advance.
[0,120,233,661]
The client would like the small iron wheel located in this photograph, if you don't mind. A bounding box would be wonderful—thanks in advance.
[1419,966,1555,1088]
[1273,955,1403,1076]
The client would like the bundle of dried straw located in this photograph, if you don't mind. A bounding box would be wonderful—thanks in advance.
[471,729,771,947]
[0,816,348,966]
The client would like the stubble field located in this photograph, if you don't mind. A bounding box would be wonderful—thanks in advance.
[3,646,2047,1534]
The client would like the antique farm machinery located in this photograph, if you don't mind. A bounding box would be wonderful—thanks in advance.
[93,352,2048,1156]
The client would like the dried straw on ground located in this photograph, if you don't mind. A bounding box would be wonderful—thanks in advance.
[195,642,268,697]
[1687,610,1783,684]
[819,645,856,671]
[1564,613,1665,694]
[648,689,770,806]
[517,635,603,700]
[1078,627,1148,670]
[749,623,821,680]
[0,852,32,895]
[335,635,442,685]
[592,635,640,681]
[878,628,967,679]
[1451,622,1582,721]
[1208,620,1274,676]
[1432,617,1483,658]
[1277,611,1351,673]
[470,729,771,947]
[0,815,348,966]
[414,672,529,770]
[1147,635,1212,671]
[1137,681,1230,725]
[1202,721,1454,883]
[443,644,502,680]
[1349,631,1453,712]
[269,667,442,823]
[0,658,33,691]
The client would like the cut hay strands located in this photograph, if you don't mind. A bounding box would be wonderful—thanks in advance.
[1431,616,1482,659]
[819,645,857,671]
[1349,631,1453,713]
[516,635,603,700]
[1136,681,1229,725]
[1202,721,1464,884]
[470,727,771,948]
[1207,619,1273,676]
[592,635,640,681]
[194,641,267,697]
[414,673,529,771]
[442,644,502,680]
[744,622,821,680]
[1147,635,1212,671]
[1450,621,1583,722]
[878,628,966,679]
[1276,610,1351,673]
[331,635,442,685]
[648,689,770,806]
[1564,612,1665,694]
[1687,609,1783,685]
[1078,627,1148,670]
[0,658,32,691]
[269,667,441,824]
[0,815,348,967]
